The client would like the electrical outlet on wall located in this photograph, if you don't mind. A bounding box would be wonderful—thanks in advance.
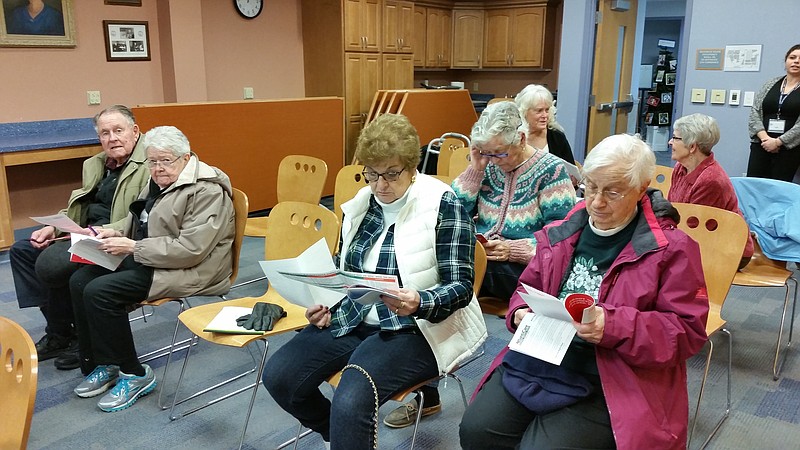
[473,82,479,92]
[243,87,254,100]
[87,91,101,105]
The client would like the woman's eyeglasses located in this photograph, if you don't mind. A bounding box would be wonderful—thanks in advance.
[478,151,510,159]
[146,158,181,168]
[362,168,405,183]
[582,183,628,203]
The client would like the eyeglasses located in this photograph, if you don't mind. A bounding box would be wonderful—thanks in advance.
[582,182,629,203]
[478,150,510,159]
[362,167,405,183]
[147,158,181,168]
[670,136,683,141]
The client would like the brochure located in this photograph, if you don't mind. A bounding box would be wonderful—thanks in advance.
[68,234,125,271]
[203,306,265,335]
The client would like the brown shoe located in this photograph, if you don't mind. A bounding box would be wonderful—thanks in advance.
[383,398,441,429]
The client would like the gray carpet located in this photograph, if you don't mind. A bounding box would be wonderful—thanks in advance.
[2,230,800,450]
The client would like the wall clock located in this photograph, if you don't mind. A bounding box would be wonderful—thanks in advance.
[234,0,263,19]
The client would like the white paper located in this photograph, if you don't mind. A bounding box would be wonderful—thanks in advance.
[203,306,264,335]
[31,213,85,234]
[508,312,576,365]
[68,234,125,271]
[259,238,343,308]
[562,160,582,181]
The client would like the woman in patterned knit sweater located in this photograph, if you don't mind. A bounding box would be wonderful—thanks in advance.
[452,101,576,301]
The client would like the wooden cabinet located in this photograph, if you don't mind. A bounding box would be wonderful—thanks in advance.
[424,7,451,68]
[412,7,426,66]
[382,53,414,89]
[483,6,550,68]
[452,9,483,68]
[383,0,414,53]
[344,0,381,52]
[345,52,382,156]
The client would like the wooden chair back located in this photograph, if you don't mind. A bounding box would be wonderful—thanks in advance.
[436,137,468,176]
[672,203,749,310]
[264,201,340,260]
[333,164,366,225]
[474,241,487,295]
[449,146,471,178]
[229,188,249,284]
[276,154,329,204]
[0,317,37,450]
[650,165,673,197]
[487,97,514,106]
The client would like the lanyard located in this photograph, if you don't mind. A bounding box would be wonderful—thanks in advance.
[778,76,800,119]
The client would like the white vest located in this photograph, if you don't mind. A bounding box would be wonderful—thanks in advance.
[340,173,487,373]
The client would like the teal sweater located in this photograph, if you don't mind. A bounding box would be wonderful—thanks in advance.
[452,149,576,264]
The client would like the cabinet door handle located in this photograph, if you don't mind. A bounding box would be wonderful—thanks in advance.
[510,54,514,65]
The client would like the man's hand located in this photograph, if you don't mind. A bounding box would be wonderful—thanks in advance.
[29,226,56,249]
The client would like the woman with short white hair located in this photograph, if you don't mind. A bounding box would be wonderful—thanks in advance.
[461,134,708,450]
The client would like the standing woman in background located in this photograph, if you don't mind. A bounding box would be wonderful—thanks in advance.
[515,84,576,165]
[747,44,800,181]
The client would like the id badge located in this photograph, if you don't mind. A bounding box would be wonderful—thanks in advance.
[768,119,786,133]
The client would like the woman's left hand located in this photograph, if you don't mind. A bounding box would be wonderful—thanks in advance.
[574,306,605,344]
[98,237,136,256]
[382,288,420,316]
[483,239,510,262]
[761,137,782,153]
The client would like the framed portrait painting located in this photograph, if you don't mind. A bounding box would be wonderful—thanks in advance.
[0,0,76,47]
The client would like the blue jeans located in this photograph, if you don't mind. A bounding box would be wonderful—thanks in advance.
[262,322,438,450]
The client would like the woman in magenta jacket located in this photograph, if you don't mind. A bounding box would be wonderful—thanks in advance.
[460,134,708,450]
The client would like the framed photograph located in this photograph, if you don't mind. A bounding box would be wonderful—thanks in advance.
[0,0,76,47]
[645,113,654,125]
[646,96,660,107]
[657,54,666,67]
[104,0,141,5]
[665,73,676,86]
[655,70,665,83]
[668,60,677,71]
[661,92,673,104]
[658,113,670,125]
[103,20,150,61]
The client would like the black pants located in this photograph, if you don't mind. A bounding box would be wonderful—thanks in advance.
[10,239,78,336]
[460,365,615,450]
[69,256,153,375]
[747,142,800,182]
[479,261,526,301]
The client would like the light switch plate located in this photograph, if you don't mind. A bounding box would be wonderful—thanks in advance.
[743,91,755,107]
[243,87,254,100]
[710,89,726,104]
[691,88,706,103]
[729,89,741,106]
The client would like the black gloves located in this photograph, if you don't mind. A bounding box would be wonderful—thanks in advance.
[236,302,287,332]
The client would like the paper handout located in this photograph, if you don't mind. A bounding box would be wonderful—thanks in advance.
[203,306,265,335]
[68,234,125,271]
[31,213,86,234]
[507,284,596,365]
[259,238,401,308]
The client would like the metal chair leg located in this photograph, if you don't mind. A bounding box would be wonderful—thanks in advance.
[773,276,798,380]
[688,329,732,450]
[238,341,270,450]
[409,389,424,450]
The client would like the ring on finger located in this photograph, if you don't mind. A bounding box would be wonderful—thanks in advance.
[399,301,406,310]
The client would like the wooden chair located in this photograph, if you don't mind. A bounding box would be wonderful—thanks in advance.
[244,155,328,237]
[282,241,488,450]
[333,164,366,226]
[672,203,749,450]
[0,317,38,450]
[139,188,249,409]
[650,164,673,197]
[448,146,471,178]
[167,201,339,450]
[732,237,798,380]
[421,132,470,175]
[486,97,514,106]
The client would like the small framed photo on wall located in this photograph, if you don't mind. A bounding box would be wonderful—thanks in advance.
[0,0,76,47]
[658,113,670,125]
[103,20,150,61]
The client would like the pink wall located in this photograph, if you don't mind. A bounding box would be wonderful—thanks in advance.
[0,0,305,123]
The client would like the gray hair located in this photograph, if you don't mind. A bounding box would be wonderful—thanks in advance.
[673,113,720,156]
[582,134,655,189]
[471,101,525,148]
[143,126,191,157]
[93,104,136,133]
[515,84,563,132]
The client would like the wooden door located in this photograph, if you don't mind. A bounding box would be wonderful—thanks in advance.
[586,0,638,152]
[344,0,364,51]
[383,0,401,52]
[413,7,426,66]
[382,54,413,89]
[362,0,381,52]
[345,53,382,163]
[509,7,544,67]
[452,10,484,68]
[425,8,444,67]
[398,1,414,54]
[439,9,452,67]
[483,9,512,67]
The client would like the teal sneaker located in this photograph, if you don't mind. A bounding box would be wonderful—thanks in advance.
[74,365,119,398]
[96,364,156,412]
